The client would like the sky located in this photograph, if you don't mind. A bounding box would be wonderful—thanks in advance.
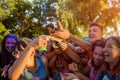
[27,0,34,2]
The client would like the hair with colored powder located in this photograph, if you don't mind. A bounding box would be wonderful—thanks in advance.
[1,33,18,53]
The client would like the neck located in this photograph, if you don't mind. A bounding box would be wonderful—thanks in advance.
[27,56,36,71]
[109,58,119,70]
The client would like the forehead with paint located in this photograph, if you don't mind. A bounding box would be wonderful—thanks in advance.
[5,37,17,52]
[88,23,103,42]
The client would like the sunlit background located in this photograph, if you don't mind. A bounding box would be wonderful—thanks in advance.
[0,0,120,41]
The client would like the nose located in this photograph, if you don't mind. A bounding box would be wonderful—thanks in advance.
[95,55,99,60]
[103,47,107,52]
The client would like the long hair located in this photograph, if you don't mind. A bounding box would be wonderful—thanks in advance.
[0,33,18,68]
[102,36,120,77]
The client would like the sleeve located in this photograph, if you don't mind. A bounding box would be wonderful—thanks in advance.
[114,73,120,80]
[96,68,105,80]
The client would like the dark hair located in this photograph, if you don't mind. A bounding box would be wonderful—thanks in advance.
[92,39,105,52]
[14,38,32,55]
[1,33,18,54]
[89,22,103,32]
[90,39,105,70]
[0,33,18,68]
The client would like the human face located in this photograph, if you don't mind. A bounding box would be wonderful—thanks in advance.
[103,38,120,63]
[88,26,102,42]
[5,38,16,53]
[93,46,104,65]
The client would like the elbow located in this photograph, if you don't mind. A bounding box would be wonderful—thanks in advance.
[8,69,18,80]
[8,74,17,80]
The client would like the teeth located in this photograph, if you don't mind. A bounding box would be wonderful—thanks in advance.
[105,55,109,57]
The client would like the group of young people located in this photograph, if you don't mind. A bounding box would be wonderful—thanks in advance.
[0,21,120,80]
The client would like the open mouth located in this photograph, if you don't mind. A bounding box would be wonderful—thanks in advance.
[89,34,95,38]
[104,54,109,57]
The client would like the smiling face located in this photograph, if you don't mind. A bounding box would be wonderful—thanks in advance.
[88,26,102,42]
[93,46,104,65]
[5,37,16,53]
[103,38,120,64]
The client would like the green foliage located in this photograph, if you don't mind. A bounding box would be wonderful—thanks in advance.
[0,0,120,38]
[0,22,10,48]
[0,0,17,21]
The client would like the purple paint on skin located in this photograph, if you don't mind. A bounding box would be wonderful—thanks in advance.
[5,37,16,53]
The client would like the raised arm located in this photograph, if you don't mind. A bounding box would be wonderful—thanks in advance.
[8,36,47,80]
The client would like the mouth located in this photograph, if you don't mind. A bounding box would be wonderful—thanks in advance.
[104,53,110,61]
[89,34,95,38]
[7,46,14,52]
[104,54,110,57]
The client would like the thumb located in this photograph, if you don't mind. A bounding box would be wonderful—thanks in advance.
[57,20,63,30]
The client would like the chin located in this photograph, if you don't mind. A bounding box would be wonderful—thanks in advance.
[104,59,110,63]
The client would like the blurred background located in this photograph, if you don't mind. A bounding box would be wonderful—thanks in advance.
[0,0,120,44]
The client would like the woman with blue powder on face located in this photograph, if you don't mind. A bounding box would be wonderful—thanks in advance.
[0,33,18,68]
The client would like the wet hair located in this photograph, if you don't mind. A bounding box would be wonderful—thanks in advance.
[1,33,18,54]
[89,22,103,32]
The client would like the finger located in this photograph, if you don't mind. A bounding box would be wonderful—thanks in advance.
[57,20,63,30]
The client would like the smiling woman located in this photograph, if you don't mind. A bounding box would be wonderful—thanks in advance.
[96,36,120,80]
[0,33,18,68]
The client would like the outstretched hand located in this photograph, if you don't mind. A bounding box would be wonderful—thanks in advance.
[29,36,48,50]
[54,29,70,40]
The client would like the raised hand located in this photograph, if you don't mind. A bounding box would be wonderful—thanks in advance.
[29,36,48,50]
[54,29,70,40]
[57,20,63,30]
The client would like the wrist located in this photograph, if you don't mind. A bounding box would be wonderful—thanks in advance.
[67,34,73,41]
[26,45,35,52]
